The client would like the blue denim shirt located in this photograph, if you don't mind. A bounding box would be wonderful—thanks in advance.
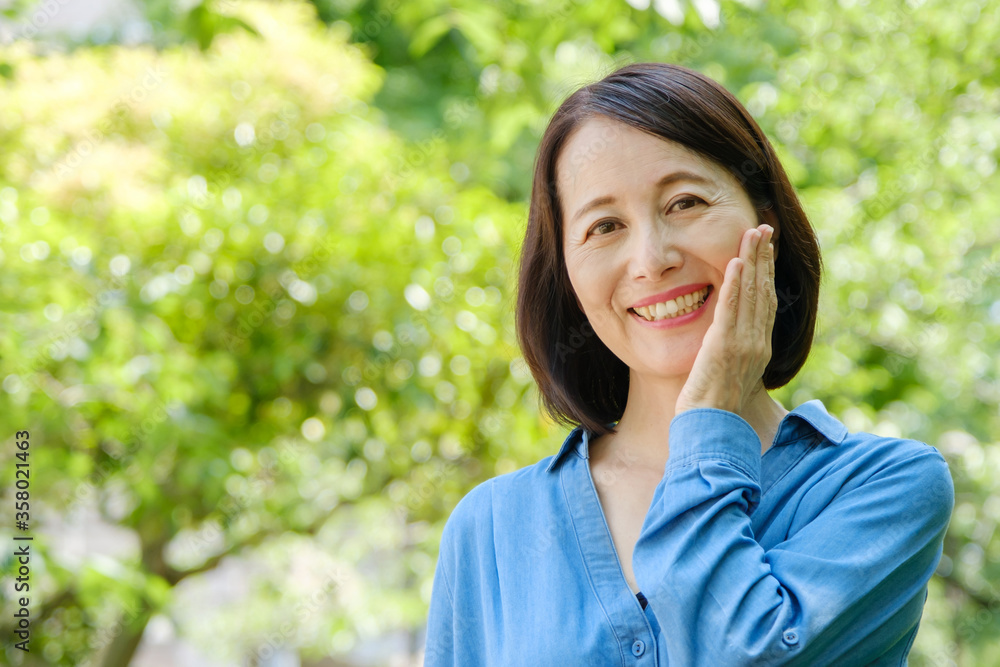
[424,399,954,666]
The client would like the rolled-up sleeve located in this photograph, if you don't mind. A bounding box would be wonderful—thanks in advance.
[631,408,955,665]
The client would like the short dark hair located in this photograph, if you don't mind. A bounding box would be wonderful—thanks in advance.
[515,62,823,437]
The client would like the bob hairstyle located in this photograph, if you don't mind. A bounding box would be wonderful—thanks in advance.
[516,62,823,438]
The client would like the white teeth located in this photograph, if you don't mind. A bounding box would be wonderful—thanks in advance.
[633,287,710,322]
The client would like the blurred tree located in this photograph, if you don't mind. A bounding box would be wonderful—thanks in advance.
[0,2,534,664]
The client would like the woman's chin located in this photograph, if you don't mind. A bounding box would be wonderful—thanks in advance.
[629,337,703,369]
[629,357,696,380]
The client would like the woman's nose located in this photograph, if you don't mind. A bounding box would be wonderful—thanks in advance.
[630,226,680,280]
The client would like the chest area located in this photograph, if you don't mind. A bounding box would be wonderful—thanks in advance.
[588,456,662,590]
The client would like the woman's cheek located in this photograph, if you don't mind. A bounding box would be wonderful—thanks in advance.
[697,211,752,256]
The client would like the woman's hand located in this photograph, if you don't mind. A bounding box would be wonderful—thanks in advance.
[675,224,776,419]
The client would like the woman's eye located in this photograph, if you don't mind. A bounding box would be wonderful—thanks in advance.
[670,196,705,212]
[588,198,704,237]
[591,220,618,235]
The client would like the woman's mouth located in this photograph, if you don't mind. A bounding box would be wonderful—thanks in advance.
[629,285,713,322]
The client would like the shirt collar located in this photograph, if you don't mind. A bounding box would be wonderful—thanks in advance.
[544,398,849,474]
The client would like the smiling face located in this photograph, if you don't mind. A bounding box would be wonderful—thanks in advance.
[558,115,776,380]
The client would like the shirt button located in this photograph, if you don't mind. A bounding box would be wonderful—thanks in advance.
[631,640,645,657]
[782,629,799,646]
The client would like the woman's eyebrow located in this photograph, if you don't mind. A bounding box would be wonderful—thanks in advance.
[569,170,715,225]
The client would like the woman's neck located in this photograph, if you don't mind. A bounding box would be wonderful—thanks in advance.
[594,371,789,476]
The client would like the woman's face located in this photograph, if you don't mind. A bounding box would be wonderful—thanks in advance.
[558,115,776,380]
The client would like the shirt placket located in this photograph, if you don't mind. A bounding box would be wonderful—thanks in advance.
[561,436,661,666]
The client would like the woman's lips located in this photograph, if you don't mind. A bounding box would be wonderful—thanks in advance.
[629,285,714,329]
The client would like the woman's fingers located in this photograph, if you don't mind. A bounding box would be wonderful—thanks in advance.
[761,229,776,352]
[677,225,773,415]
[753,226,773,347]
[718,255,742,332]
[736,228,758,334]
[737,224,777,381]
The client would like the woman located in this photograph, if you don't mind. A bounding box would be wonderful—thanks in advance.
[424,62,954,666]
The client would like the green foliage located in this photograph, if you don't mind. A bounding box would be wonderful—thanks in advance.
[0,0,998,664]
[0,2,536,663]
